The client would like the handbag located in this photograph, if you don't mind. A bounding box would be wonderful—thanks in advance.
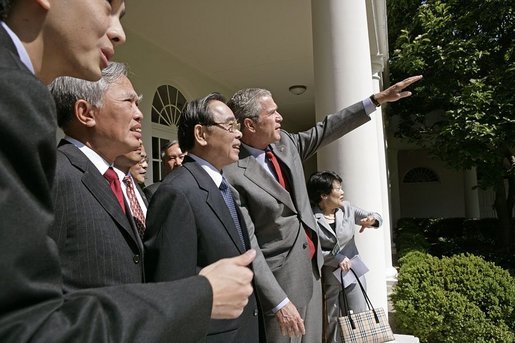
[338,268,395,343]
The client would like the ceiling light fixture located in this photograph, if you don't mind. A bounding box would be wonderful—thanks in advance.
[288,85,307,95]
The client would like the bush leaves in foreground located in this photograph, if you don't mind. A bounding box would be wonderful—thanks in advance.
[392,252,514,343]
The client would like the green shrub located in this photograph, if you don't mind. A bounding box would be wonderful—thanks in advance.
[392,251,515,343]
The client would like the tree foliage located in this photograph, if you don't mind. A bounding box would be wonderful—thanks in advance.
[387,0,515,247]
[387,0,514,184]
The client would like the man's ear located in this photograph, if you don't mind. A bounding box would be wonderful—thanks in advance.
[74,100,96,128]
[35,0,51,11]
[193,124,208,147]
[243,117,256,133]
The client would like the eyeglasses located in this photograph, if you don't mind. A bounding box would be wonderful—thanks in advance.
[332,186,343,191]
[138,157,149,166]
[207,121,241,133]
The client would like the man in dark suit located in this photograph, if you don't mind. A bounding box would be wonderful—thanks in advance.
[145,93,260,343]
[143,140,186,200]
[116,143,149,238]
[49,62,148,289]
[0,1,256,341]
[224,77,422,342]
[130,143,149,188]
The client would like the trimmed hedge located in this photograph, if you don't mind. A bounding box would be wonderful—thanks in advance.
[392,251,515,343]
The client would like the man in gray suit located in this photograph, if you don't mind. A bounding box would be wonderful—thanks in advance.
[224,75,422,342]
[1,0,255,341]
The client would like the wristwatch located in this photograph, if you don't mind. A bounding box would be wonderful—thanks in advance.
[369,94,380,107]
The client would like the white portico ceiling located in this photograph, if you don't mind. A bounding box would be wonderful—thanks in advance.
[121,0,383,132]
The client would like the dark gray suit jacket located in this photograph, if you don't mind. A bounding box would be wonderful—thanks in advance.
[50,140,145,290]
[224,101,370,313]
[145,157,260,343]
[0,25,212,342]
[143,180,161,201]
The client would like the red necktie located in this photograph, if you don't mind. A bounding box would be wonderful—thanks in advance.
[265,149,316,259]
[123,176,146,238]
[103,167,126,214]
[265,150,288,189]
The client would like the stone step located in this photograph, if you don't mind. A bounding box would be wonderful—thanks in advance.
[393,334,420,342]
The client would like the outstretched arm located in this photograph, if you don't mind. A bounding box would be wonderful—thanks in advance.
[373,75,423,105]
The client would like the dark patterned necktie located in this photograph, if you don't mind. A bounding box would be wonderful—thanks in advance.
[123,176,146,238]
[219,177,246,249]
[265,148,316,259]
[103,167,126,214]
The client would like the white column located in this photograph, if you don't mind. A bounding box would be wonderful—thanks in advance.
[370,66,397,284]
[311,0,389,311]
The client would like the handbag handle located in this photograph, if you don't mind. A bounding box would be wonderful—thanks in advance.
[338,268,381,328]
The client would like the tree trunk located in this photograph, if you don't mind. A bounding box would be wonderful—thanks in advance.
[493,178,512,253]
[507,173,515,250]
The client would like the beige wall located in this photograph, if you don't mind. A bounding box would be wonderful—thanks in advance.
[397,149,465,220]
[115,29,235,185]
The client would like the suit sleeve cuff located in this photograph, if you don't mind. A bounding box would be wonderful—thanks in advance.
[362,98,377,116]
[272,298,290,313]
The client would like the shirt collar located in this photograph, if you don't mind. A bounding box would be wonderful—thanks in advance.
[114,167,130,181]
[188,153,223,188]
[64,136,112,175]
[242,142,266,158]
[1,21,35,74]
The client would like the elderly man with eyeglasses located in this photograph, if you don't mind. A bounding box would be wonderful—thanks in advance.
[130,143,149,187]
[115,142,150,239]
[144,92,261,343]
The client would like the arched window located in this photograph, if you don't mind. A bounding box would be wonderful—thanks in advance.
[403,167,440,183]
[151,85,186,126]
[150,85,186,182]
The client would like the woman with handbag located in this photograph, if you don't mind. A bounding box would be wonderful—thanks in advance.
[307,171,382,343]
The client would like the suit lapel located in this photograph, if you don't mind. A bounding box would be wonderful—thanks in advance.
[184,160,246,253]
[237,148,297,213]
[135,182,149,207]
[0,25,16,55]
[58,141,141,249]
[313,208,337,240]
[0,25,32,74]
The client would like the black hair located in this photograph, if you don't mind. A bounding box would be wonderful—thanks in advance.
[307,171,343,207]
[178,92,225,151]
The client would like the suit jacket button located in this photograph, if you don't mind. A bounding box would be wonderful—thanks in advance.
[133,255,140,264]
[302,242,308,249]
[253,309,259,316]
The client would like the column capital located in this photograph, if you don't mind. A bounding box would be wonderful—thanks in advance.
[371,54,385,74]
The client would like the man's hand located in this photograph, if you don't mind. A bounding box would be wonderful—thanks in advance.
[374,75,423,104]
[199,249,256,319]
[275,301,306,337]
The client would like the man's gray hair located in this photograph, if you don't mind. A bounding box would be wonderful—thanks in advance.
[227,88,272,122]
[161,140,179,159]
[48,62,128,128]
